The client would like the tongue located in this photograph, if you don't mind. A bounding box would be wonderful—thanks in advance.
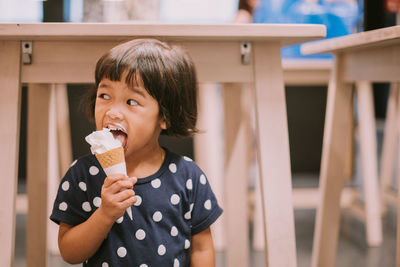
[111,131,127,148]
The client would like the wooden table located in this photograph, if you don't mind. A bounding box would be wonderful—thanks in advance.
[301,25,400,267]
[0,23,325,267]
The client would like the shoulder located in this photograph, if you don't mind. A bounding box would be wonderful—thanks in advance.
[63,154,102,181]
[166,149,203,175]
[164,150,208,189]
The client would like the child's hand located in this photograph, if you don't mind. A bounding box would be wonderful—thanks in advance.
[98,174,137,222]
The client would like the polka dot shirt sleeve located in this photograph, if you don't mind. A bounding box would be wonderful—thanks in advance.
[50,159,93,226]
[189,169,223,235]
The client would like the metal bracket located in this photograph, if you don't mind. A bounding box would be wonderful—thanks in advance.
[240,42,251,65]
[22,41,32,65]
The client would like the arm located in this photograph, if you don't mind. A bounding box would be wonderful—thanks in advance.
[190,227,215,267]
[58,175,137,264]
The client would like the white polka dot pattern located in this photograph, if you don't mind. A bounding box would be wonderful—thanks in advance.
[184,211,191,220]
[186,179,193,190]
[184,239,190,249]
[204,199,212,210]
[134,195,142,206]
[93,197,101,207]
[184,203,194,220]
[169,163,177,173]
[183,156,192,161]
[79,182,87,191]
[52,152,222,266]
[59,202,68,211]
[153,211,162,222]
[117,247,127,258]
[171,226,178,236]
[136,229,146,240]
[82,201,91,212]
[170,194,180,205]
[116,216,123,224]
[158,245,166,256]
[61,181,70,191]
[200,174,207,185]
[151,178,161,188]
[89,166,99,176]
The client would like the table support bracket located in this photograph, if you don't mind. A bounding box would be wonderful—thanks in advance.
[240,41,251,65]
[22,41,32,65]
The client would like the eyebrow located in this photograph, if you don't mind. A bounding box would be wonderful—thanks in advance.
[130,86,147,99]
[98,81,147,99]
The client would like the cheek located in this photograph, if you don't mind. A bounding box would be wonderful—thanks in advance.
[94,102,104,129]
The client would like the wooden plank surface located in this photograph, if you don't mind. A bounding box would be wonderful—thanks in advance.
[342,45,400,82]
[0,23,325,45]
[301,25,400,54]
[21,41,254,84]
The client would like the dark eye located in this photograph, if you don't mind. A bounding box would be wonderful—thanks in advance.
[98,93,110,100]
[127,99,138,106]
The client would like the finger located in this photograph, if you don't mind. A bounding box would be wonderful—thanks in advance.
[106,179,135,194]
[114,189,135,203]
[120,195,137,209]
[103,173,128,188]
[130,176,138,186]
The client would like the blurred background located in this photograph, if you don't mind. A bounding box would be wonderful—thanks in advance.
[1,0,399,266]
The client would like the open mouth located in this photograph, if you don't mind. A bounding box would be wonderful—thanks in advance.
[106,124,128,149]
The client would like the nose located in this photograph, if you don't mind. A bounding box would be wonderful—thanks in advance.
[105,106,124,120]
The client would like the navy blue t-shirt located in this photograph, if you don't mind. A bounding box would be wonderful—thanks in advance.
[50,149,223,267]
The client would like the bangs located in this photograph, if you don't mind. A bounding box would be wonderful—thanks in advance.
[95,51,140,88]
[94,40,167,99]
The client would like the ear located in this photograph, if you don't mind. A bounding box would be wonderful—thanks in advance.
[159,116,167,130]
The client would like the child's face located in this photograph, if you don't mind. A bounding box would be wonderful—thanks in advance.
[94,72,166,158]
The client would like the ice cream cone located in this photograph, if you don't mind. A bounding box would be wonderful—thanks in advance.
[95,146,133,220]
[86,128,133,221]
[95,146,127,176]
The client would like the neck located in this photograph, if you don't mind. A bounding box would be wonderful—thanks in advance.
[125,145,165,178]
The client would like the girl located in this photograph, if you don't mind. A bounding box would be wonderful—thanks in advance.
[50,39,222,267]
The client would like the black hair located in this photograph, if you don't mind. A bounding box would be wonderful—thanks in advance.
[84,38,198,137]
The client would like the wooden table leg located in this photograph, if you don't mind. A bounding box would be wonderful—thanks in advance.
[27,84,51,267]
[397,185,400,267]
[311,54,354,267]
[194,83,225,251]
[396,83,400,267]
[380,84,399,210]
[253,42,297,267]
[47,84,60,255]
[0,41,21,267]
[356,81,382,246]
[223,83,250,267]
[55,84,73,177]
[48,84,73,255]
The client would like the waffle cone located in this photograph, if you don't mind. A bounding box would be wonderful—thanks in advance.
[96,147,125,169]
